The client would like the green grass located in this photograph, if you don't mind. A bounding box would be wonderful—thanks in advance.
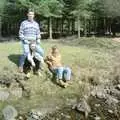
[0,37,120,115]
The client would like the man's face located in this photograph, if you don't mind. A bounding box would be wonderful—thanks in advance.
[27,11,35,21]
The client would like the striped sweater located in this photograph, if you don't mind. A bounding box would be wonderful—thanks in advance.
[19,20,41,43]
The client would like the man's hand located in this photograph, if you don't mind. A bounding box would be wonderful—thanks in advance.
[24,39,30,44]
[36,39,40,44]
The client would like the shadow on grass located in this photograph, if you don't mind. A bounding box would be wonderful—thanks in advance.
[44,70,61,87]
[8,54,21,66]
[45,70,56,82]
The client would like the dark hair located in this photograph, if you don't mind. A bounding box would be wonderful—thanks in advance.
[28,8,34,13]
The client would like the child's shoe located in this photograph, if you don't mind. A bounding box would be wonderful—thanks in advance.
[26,72,31,79]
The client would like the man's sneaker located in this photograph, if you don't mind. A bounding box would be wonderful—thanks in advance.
[59,80,68,88]
[66,80,72,85]
[64,83,69,88]
[56,79,59,84]
[18,67,23,73]
[40,66,44,71]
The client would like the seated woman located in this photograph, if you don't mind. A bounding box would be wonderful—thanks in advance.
[45,45,72,88]
[23,42,44,78]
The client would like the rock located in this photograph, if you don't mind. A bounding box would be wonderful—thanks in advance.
[9,82,19,89]
[22,88,31,98]
[94,116,101,120]
[66,98,77,106]
[16,114,27,120]
[108,86,120,98]
[91,84,120,100]
[96,91,106,99]
[27,106,57,120]
[95,104,100,107]
[0,79,11,88]
[116,84,120,91]
[27,111,42,120]
[10,88,22,98]
[0,91,9,101]
[27,109,47,120]
[2,105,18,120]
[72,99,91,118]
[17,116,23,120]
[90,85,108,99]
[61,113,71,119]
[108,109,114,114]
[106,95,119,106]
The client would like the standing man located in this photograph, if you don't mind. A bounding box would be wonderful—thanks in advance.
[18,9,44,72]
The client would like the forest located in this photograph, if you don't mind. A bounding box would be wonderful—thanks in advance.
[0,0,120,39]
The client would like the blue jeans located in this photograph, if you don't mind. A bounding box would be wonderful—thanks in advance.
[53,67,71,81]
[19,41,44,67]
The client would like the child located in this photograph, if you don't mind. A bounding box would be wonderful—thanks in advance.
[45,45,72,88]
[24,42,44,78]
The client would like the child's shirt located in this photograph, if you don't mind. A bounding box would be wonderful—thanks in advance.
[45,53,62,69]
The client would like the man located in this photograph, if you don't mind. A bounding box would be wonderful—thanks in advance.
[18,9,44,73]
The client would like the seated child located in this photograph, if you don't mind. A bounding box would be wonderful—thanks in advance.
[45,45,72,88]
[24,42,44,78]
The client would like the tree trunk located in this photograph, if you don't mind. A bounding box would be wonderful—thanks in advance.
[68,18,71,35]
[94,17,96,35]
[0,0,7,38]
[72,19,75,35]
[59,18,62,37]
[84,18,87,37]
[103,17,106,35]
[61,18,64,35]
[49,17,52,39]
[110,18,112,35]
[0,16,2,37]
[56,18,59,32]
[88,19,91,35]
[77,16,80,38]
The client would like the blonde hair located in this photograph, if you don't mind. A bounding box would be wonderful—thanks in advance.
[52,45,57,50]
[51,45,60,55]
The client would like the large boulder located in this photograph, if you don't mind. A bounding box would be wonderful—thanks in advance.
[72,99,91,118]
[10,88,22,98]
[0,90,9,101]
[2,105,18,120]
